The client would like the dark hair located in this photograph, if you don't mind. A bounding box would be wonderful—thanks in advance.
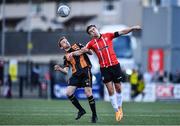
[86,25,96,34]
[58,36,66,47]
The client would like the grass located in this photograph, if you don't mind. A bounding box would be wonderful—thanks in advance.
[0,99,180,125]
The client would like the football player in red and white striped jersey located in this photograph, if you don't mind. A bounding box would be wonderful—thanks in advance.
[69,24,141,122]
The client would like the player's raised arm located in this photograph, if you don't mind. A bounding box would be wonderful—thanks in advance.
[68,47,92,58]
[117,25,141,36]
[54,65,69,74]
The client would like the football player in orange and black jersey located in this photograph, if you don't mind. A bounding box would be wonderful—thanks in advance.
[54,36,98,123]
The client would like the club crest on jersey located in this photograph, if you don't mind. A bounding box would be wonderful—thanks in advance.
[98,46,109,51]
[104,37,108,41]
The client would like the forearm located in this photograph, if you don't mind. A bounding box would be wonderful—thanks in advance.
[118,27,133,35]
[72,50,84,56]
[118,25,141,36]
[54,65,68,74]
[86,50,93,55]
[60,67,68,74]
[72,48,91,56]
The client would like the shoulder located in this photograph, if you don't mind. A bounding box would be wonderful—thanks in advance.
[103,33,114,39]
[86,39,95,48]
[87,39,95,45]
[104,32,114,37]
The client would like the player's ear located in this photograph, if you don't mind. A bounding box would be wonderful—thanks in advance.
[58,42,63,49]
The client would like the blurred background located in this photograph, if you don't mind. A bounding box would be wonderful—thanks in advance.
[0,0,180,102]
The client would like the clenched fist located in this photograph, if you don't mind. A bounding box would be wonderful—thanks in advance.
[54,65,61,71]
[132,25,141,31]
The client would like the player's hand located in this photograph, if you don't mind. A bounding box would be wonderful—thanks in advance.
[54,65,61,71]
[81,48,88,53]
[66,53,73,61]
[132,25,141,31]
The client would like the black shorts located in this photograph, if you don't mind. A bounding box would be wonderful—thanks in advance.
[68,67,92,88]
[100,63,123,83]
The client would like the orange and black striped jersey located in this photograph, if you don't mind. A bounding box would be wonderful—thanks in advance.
[63,43,92,75]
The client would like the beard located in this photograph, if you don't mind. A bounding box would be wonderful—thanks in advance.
[92,33,100,38]
[64,45,71,51]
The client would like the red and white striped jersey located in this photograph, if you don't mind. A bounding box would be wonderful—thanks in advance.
[86,33,119,68]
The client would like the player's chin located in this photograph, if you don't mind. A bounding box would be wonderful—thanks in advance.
[91,34,96,38]
[66,45,70,48]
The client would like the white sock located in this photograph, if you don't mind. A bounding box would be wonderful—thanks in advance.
[109,94,118,112]
[116,92,123,108]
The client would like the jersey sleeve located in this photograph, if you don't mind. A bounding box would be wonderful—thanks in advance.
[114,31,120,38]
[106,33,115,40]
[63,56,70,67]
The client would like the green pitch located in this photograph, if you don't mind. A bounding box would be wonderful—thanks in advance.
[0,99,180,125]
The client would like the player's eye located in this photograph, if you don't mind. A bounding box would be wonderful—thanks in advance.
[89,30,93,33]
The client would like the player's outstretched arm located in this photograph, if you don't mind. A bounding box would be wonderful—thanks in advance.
[54,65,68,74]
[86,49,93,55]
[66,47,91,60]
[70,47,92,56]
[118,25,141,36]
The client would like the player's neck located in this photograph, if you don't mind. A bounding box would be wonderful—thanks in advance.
[65,46,71,52]
[94,34,101,39]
